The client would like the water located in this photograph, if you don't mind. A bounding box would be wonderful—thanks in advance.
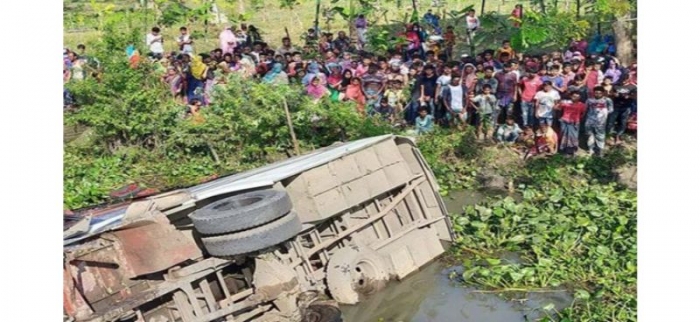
[339,262,572,322]
[443,189,523,215]
[339,190,569,322]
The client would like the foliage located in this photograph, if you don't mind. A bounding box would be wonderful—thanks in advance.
[482,8,591,52]
[416,130,480,195]
[450,150,637,321]
[64,28,394,209]
[155,0,212,27]
[364,26,405,55]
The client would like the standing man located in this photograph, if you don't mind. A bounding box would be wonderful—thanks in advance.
[607,75,637,144]
[333,31,352,53]
[533,81,561,126]
[519,69,542,128]
[442,76,469,128]
[146,27,164,60]
[408,64,439,124]
[495,62,519,122]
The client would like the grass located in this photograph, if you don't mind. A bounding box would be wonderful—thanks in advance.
[63,0,520,51]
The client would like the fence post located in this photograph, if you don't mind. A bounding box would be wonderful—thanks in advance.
[282,98,301,156]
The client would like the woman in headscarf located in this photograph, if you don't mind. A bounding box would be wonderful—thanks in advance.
[461,63,478,94]
[306,76,329,102]
[219,26,237,55]
[238,56,257,78]
[262,63,289,85]
[162,66,183,98]
[335,69,354,101]
[343,77,367,115]
[186,53,208,103]
[327,63,344,102]
[302,62,327,87]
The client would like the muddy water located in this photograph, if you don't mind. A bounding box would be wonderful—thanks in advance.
[339,262,571,322]
[339,190,570,322]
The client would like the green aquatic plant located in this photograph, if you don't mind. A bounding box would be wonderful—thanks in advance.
[451,161,637,321]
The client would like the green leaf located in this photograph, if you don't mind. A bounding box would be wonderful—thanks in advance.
[596,245,611,256]
[508,235,526,244]
[486,258,501,266]
[509,271,524,282]
[575,289,591,300]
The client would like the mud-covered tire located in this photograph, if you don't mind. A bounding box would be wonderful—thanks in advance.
[301,304,343,322]
[190,189,293,235]
[326,244,392,305]
[201,211,302,257]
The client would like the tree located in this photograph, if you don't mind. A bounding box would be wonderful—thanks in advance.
[597,0,636,66]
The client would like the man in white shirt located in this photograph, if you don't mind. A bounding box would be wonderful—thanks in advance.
[533,81,561,126]
[146,27,164,59]
[465,9,480,44]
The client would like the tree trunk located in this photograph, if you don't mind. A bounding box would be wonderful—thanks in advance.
[612,13,634,66]
[481,0,486,15]
[576,0,581,19]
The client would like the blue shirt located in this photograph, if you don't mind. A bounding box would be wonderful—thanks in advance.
[541,75,564,90]
[415,115,435,134]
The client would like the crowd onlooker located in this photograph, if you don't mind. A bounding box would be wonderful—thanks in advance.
[63,6,637,159]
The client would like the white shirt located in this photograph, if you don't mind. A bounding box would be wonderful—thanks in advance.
[437,75,452,87]
[466,15,480,30]
[534,90,561,118]
[177,34,193,53]
[146,33,164,54]
[448,85,464,112]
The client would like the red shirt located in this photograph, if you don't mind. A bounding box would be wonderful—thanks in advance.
[560,101,586,123]
[520,76,542,102]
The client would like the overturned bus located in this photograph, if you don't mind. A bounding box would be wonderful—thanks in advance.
[63,135,455,322]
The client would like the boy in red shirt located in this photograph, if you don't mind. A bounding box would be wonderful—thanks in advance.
[556,92,586,155]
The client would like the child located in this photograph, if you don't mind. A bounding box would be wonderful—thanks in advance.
[584,86,614,156]
[495,116,522,143]
[495,40,516,61]
[471,84,498,140]
[415,107,435,135]
[186,99,204,125]
[355,14,368,47]
[177,27,194,54]
[465,9,480,44]
[511,4,523,28]
[526,123,558,159]
[556,92,586,155]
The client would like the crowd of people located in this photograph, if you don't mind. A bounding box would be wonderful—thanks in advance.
[63,6,637,159]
